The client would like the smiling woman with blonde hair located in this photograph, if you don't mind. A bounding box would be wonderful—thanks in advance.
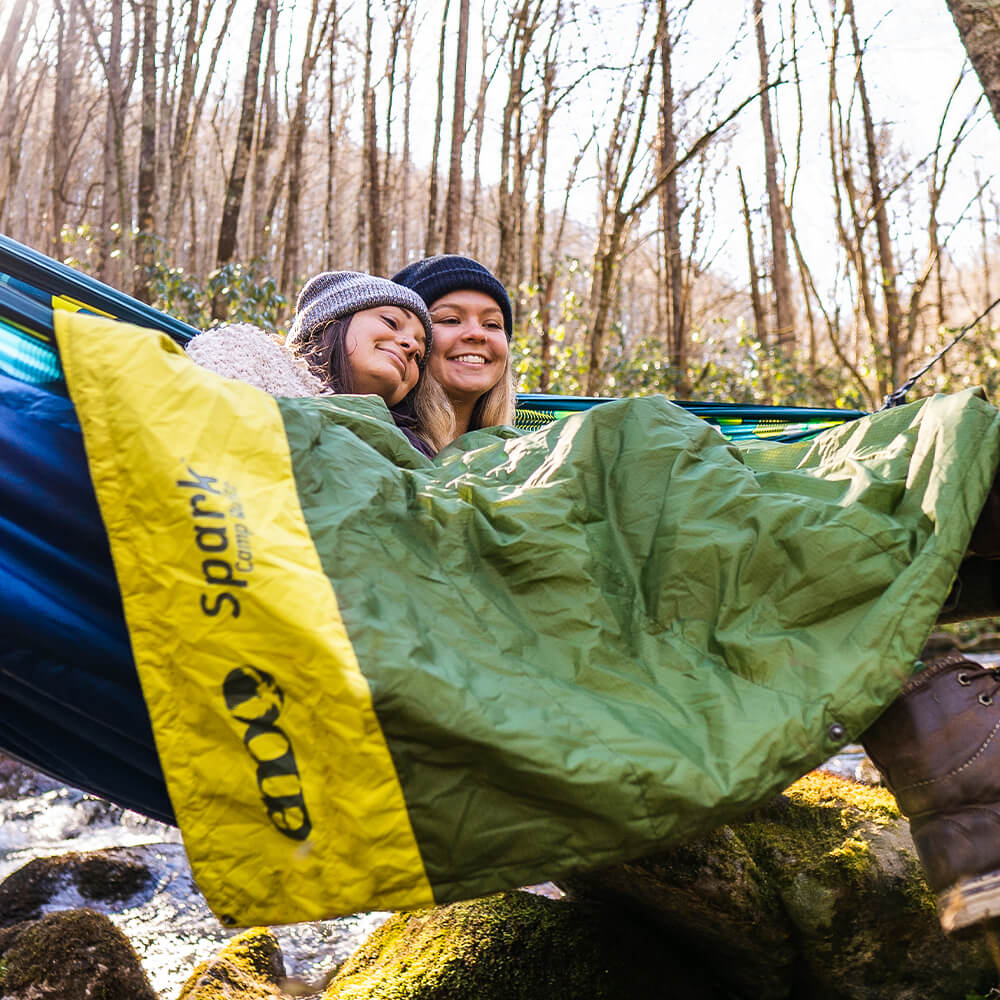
[392,255,516,444]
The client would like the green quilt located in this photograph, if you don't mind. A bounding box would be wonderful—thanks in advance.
[57,309,1000,925]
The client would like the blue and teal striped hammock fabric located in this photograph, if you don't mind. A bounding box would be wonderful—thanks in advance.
[0,233,866,442]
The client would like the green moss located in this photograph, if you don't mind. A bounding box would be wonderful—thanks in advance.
[898,851,938,913]
[323,890,711,999]
[177,926,285,999]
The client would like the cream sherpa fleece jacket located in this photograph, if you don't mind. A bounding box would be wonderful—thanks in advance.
[185,323,327,397]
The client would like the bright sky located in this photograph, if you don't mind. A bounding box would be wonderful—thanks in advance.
[20,0,1000,291]
[391,0,1000,288]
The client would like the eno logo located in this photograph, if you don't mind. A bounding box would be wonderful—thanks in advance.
[222,665,313,841]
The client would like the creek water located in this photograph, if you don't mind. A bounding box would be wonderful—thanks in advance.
[0,777,390,997]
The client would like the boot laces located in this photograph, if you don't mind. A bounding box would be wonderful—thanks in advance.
[957,665,1000,706]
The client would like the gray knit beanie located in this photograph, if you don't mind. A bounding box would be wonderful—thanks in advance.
[285,271,434,361]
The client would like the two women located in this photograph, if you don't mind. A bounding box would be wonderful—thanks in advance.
[190,256,516,456]
[8,248,1000,936]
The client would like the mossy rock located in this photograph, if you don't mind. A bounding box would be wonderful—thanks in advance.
[0,908,156,999]
[560,771,997,999]
[177,926,286,999]
[0,849,153,927]
[323,888,718,1000]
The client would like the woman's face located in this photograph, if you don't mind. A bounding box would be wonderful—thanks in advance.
[344,306,427,406]
[427,290,508,403]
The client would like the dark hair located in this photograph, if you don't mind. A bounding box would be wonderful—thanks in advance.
[298,316,356,394]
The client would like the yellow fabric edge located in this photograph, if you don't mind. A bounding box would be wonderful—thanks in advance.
[55,311,433,924]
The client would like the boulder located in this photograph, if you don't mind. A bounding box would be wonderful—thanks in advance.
[0,848,153,927]
[0,754,63,798]
[322,888,717,999]
[177,926,286,999]
[0,908,156,999]
[559,770,997,1000]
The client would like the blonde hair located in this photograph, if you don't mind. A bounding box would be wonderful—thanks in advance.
[413,375,455,453]
[471,351,516,431]
[416,352,516,450]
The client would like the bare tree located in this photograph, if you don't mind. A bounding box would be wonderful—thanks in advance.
[135,0,158,302]
[753,0,795,350]
[443,0,470,250]
[280,0,336,294]
[946,0,1000,129]
[214,0,270,318]
[0,0,36,231]
[399,14,415,259]
[425,0,451,255]
[361,0,384,272]
[846,0,903,387]
[497,0,544,288]
[658,0,687,378]
[249,0,279,261]
[323,7,343,269]
[165,0,240,252]
[48,0,81,257]
[0,0,31,83]
[738,167,767,346]
[584,9,765,393]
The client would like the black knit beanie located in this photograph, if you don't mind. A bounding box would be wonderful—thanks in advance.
[391,255,513,339]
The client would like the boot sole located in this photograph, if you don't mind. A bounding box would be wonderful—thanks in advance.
[939,871,1000,935]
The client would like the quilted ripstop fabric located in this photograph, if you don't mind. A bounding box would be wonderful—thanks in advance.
[56,309,1000,925]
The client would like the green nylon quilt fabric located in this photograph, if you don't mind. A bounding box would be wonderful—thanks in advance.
[278,387,1000,903]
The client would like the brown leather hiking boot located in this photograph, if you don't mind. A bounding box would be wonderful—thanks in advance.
[862,651,1000,935]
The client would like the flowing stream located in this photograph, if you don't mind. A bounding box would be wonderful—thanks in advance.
[0,775,389,997]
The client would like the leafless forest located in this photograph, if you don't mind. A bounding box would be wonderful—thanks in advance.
[3,0,1000,406]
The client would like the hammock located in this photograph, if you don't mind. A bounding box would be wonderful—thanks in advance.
[14,236,974,927]
[0,234,866,437]
[0,235,870,824]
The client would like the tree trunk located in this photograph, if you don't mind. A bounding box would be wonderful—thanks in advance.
[424,0,450,255]
[658,0,685,375]
[978,169,992,318]
[400,17,414,262]
[0,0,30,82]
[739,167,767,348]
[249,0,279,262]
[48,0,79,259]
[0,0,30,231]
[380,0,407,263]
[847,0,903,390]
[753,0,795,351]
[169,0,239,252]
[364,2,383,273]
[166,0,200,247]
[280,0,332,296]
[324,11,340,270]
[214,0,269,318]
[134,0,158,303]
[467,12,491,258]
[98,0,124,283]
[443,0,469,251]
[946,0,1000,130]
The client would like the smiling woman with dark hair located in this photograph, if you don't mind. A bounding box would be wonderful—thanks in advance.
[189,270,452,458]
